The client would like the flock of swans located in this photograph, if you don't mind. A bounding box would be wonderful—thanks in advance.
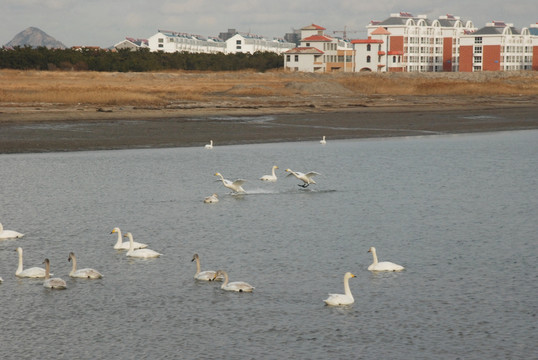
[2,217,404,302]
[211,167,321,197]
[205,138,325,195]
[1,134,406,301]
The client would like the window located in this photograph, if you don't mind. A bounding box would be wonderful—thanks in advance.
[378,44,381,51]
[366,55,371,63]
[367,44,371,51]
[158,38,164,43]
[393,56,397,63]
[236,40,241,45]
[474,46,482,54]
[474,37,482,44]
[286,55,290,62]
[294,55,299,61]
[306,43,310,47]
[473,65,481,71]
[236,46,241,50]
[474,56,482,63]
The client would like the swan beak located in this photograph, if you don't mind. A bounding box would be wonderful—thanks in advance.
[367,249,371,253]
[351,274,356,278]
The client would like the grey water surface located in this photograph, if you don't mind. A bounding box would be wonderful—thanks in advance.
[1,130,537,359]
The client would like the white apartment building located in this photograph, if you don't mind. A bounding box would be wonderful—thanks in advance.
[148,31,226,54]
[225,33,294,54]
[284,24,354,72]
[364,12,476,72]
[459,21,538,71]
[147,30,294,55]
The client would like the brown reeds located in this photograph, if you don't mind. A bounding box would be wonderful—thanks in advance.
[1,69,537,108]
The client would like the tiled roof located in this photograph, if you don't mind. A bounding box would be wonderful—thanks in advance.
[473,26,520,35]
[301,24,326,30]
[302,35,333,42]
[371,27,391,35]
[285,47,324,54]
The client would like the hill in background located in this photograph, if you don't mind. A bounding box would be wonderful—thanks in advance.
[5,27,66,49]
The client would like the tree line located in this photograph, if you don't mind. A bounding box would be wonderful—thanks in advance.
[0,46,283,72]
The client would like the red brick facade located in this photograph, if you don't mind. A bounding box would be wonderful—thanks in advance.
[459,45,473,72]
[390,36,404,53]
[442,37,453,72]
[533,46,538,71]
[483,45,501,71]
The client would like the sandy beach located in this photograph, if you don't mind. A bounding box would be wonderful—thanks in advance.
[1,70,537,153]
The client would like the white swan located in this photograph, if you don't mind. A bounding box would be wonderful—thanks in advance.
[367,247,404,272]
[285,168,321,188]
[111,227,147,250]
[43,259,67,290]
[215,172,246,193]
[214,270,254,292]
[260,165,278,182]
[204,193,219,203]
[124,232,162,258]
[324,272,356,306]
[205,140,213,149]
[0,222,24,239]
[192,254,223,281]
[15,247,48,278]
[320,136,327,145]
[68,252,103,279]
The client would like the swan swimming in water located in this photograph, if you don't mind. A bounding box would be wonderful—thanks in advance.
[68,252,103,279]
[0,223,24,239]
[213,270,254,292]
[324,272,356,306]
[124,232,162,258]
[205,140,213,149]
[192,254,223,281]
[285,168,321,188]
[260,165,278,182]
[111,227,147,250]
[204,194,219,203]
[214,172,246,193]
[15,247,48,278]
[367,247,404,272]
[43,259,67,290]
[320,136,326,145]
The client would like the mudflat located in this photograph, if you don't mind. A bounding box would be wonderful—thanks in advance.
[1,70,537,153]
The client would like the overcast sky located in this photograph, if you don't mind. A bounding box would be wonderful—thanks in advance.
[1,0,537,47]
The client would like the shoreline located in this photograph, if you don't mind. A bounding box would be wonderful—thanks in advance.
[1,98,537,154]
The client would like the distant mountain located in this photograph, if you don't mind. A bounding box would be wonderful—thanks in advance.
[5,27,66,49]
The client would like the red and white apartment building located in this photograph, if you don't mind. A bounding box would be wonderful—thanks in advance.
[284,13,538,72]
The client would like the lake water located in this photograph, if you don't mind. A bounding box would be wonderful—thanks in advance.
[1,130,537,359]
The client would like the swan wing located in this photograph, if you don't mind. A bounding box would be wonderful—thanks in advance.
[370,261,404,271]
[128,248,162,258]
[72,268,103,279]
[44,278,67,289]
[305,171,321,177]
[195,270,223,281]
[115,241,148,250]
[232,179,246,186]
[0,230,25,239]
[224,281,254,292]
[324,294,353,306]
[17,267,48,278]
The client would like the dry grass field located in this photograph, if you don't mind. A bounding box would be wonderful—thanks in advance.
[1,69,537,109]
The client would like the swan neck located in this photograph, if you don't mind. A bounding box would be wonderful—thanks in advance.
[344,276,353,299]
[195,257,201,275]
[71,255,77,273]
[127,234,134,254]
[272,167,276,176]
[371,250,378,264]
[45,261,50,280]
[220,272,229,287]
[114,229,122,246]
